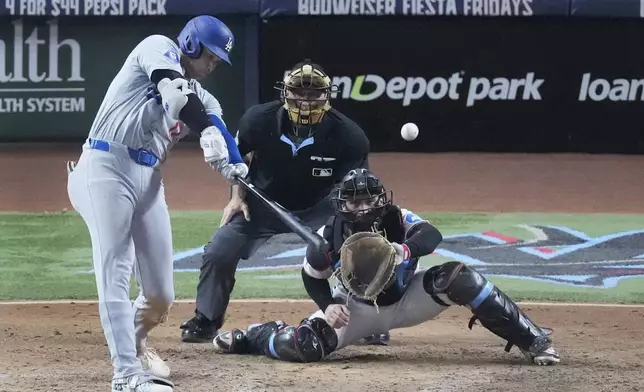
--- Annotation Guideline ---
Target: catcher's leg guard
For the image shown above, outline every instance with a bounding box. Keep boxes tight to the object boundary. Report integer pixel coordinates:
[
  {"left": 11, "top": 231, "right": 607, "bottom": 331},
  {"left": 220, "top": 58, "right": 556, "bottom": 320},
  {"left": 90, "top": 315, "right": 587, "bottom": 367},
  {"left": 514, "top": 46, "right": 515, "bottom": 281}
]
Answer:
[
  {"left": 262, "top": 318, "right": 338, "bottom": 362},
  {"left": 423, "top": 261, "right": 559, "bottom": 364},
  {"left": 214, "top": 318, "right": 338, "bottom": 363}
]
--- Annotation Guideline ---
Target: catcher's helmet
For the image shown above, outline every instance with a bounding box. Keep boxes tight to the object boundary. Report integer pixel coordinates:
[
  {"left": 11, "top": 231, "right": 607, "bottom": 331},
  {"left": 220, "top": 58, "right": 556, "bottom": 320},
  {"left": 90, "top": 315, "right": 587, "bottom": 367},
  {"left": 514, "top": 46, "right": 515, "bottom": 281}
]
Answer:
[
  {"left": 331, "top": 169, "right": 393, "bottom": 226},
  {"left": 274, "top": 60, "right": 337, "bottom": 128},
  {"left": 178, "top": 16, "right": 234, "bottom": 64}
]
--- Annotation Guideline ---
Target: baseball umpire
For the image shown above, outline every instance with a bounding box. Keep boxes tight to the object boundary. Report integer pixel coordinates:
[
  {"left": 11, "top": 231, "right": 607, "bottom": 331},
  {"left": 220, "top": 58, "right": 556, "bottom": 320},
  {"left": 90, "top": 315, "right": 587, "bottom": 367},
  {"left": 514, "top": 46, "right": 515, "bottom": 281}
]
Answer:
[
  {"left": 213, "top": 169, "right": 561, "bottom": 366},
  {"left": 179, "top": 59, "right": 372, "bottom": 343}
]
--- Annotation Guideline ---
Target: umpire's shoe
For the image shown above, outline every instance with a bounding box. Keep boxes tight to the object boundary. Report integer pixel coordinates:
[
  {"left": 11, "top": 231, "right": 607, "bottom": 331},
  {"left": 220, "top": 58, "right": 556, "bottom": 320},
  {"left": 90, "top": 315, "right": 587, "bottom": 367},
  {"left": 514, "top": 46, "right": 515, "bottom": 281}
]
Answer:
[{"left": 180, "top": 313, "right": 220, "bottom": 343}]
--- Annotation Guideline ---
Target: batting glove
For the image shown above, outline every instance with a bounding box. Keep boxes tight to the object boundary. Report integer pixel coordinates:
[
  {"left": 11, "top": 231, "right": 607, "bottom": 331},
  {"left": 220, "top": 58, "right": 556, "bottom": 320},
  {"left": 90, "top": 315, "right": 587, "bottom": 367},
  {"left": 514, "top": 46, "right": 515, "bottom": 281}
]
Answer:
[{"left": 220, "top": 162, "right": 249, "bottom": 182}]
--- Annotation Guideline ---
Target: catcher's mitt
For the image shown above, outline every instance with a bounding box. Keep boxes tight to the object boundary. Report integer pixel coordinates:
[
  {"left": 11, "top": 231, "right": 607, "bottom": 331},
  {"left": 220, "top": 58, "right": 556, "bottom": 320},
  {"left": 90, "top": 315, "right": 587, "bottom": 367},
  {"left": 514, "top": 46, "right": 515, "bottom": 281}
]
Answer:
[{"left": 338, "top": 231, "right": 397, "bottom": 306}]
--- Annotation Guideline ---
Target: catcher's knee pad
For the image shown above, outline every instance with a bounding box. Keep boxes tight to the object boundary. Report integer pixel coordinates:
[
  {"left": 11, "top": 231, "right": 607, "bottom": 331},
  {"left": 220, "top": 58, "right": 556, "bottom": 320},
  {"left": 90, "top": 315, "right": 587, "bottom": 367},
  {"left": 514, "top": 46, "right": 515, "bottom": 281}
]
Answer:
[
  {"left": 264, "top": 318, "right": 338, "bottom": 363},
  {"left": 423, "top": 261, "right": 550, "bottom": 353}
]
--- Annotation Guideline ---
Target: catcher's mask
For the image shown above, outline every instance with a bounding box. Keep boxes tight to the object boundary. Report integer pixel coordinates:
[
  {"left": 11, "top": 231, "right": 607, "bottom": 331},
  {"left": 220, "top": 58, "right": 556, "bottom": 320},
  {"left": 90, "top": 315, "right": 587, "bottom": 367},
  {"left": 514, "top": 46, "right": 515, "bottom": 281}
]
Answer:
[
  {"left": 274, "top": 60, "right": 337, "bottom": 134},
  {"left": 331, "top": 169, "right": 393, "bottom": 228}
]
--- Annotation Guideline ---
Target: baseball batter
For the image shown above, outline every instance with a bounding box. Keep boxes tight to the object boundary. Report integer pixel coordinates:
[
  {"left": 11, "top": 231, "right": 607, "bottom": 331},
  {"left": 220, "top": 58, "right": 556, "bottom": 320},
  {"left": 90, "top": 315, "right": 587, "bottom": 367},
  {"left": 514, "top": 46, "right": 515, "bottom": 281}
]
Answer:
[
  {"left": 66, "top": 16, "right": 247, "bottom": 392},
  {"left": 213, "top": 169, "right": 561, "bottom": 366}
]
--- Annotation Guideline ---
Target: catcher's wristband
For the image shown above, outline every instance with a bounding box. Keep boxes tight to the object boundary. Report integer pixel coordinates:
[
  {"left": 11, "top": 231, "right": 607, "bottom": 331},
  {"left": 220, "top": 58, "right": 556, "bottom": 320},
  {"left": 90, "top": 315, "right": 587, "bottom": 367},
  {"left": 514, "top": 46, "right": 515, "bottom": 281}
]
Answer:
[{"left": 401, "top": 243, "right": 411, "bottom": 260}]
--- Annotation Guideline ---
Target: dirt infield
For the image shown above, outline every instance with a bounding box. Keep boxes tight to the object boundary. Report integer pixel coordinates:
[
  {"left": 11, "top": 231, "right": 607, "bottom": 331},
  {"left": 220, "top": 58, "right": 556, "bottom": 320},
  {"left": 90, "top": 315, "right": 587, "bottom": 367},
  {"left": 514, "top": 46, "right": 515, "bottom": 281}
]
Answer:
[
  {"left": 1, "top": 146, "right": 644, "bottom": 391},
  {"left": 1, "top": 302, "right": 643, "bottom": 392},
  {"left": 3, "top": 145, "right": 644, "bottom": 213}
]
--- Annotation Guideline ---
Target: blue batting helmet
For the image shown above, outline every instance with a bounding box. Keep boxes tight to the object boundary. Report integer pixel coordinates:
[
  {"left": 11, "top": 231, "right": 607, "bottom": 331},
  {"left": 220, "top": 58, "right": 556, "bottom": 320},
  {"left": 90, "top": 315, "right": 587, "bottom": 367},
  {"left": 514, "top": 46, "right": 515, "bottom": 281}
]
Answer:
[{"left": 177, "top": 16, "right": 234, "bottom": 65}]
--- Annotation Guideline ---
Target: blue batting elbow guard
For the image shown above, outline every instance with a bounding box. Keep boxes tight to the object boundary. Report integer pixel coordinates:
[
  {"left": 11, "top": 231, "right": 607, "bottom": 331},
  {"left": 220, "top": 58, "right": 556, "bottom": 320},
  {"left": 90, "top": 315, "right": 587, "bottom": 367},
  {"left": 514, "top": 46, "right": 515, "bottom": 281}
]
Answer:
[{"left": 208, "top": 114, "right": 243, "bottom": 164}]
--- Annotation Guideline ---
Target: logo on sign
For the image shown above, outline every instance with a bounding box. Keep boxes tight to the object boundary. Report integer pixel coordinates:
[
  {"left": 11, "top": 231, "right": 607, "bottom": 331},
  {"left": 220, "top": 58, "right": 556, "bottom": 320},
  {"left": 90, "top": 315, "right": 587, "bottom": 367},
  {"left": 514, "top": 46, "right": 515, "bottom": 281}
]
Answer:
[
  {"left": 327, "top": 72, "right": 544, "bottom": 108},
  {"left": 0, "top": 19, "right": 85, "bottom": 114}
]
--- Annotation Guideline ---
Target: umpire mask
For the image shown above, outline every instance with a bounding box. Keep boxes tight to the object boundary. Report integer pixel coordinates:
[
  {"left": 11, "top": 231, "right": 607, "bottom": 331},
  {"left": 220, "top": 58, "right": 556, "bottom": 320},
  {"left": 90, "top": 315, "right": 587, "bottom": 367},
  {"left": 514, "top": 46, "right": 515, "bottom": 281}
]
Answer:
[{"left": 275, "top": 60, "right": 336, "bottom": 136}]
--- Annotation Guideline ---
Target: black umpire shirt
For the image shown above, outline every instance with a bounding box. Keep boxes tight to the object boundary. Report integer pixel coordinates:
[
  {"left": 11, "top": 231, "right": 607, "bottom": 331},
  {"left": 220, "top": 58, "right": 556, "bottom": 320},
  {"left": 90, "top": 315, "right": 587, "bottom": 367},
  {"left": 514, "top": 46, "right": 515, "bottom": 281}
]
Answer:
[{"left": 235, "top": 100, "right": 370, "bottom": 211}]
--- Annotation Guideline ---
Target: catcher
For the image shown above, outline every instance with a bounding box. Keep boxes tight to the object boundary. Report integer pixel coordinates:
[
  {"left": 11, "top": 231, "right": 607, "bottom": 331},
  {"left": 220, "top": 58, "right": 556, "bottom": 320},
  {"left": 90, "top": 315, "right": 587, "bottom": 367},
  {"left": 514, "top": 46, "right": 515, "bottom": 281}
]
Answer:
[{"left": 212, "top": 169, "right": 561, "bottom": 366}]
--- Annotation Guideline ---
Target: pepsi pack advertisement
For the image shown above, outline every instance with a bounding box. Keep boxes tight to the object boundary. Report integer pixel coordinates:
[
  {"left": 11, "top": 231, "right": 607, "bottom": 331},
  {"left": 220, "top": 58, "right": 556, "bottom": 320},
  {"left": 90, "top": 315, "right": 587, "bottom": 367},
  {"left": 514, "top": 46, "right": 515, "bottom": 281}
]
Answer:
[{"left": 2, "top": 0, "right": 644, "bottom": 17}]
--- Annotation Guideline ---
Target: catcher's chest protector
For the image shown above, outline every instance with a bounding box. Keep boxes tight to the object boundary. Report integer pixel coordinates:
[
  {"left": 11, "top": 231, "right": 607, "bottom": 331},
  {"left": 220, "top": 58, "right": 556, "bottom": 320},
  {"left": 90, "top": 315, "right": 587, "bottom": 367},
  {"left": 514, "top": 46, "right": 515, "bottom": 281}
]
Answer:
[{"left": 329, "top": 206, "right": 407, "bottom": 260}]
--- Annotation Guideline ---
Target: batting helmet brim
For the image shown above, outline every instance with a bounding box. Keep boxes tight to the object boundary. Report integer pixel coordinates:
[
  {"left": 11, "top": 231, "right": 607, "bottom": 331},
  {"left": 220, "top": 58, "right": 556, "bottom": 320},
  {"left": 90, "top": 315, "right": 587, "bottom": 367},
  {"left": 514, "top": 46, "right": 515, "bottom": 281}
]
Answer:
[{"left": 206, "top": 43, "right": 231, "bottom": 65}]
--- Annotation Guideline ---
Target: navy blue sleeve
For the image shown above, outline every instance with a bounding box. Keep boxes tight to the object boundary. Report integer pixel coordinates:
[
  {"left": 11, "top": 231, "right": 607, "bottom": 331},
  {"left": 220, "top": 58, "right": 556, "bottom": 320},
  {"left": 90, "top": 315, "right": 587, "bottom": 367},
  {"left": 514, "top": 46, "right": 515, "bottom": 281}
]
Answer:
[
  {"left": 334, "top": 127, "right": 370, "bottom": 182},
  {"left": 208, "top": 114, "right": 243, "bottom": 165},
  {"left": 234, "top": 108, "right": 258, "bottom": 157},
  {"left": 404, "top": 222, "right": 443, "bottom": 259},
  {"left": 301, "top": 269, "right": 336, "bottom": 312}
]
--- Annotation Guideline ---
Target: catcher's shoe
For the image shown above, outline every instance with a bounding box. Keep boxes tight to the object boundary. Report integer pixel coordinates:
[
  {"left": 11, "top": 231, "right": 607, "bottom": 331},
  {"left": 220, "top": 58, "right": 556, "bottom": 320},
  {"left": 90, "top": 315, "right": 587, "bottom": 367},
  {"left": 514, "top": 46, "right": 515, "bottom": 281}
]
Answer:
[
  {"left": 363, "top": 332, "right": 390, "bottom": 346},
  {"left": 180, "top": 314, "right": 219, "bottom": 343},
  {"left": 138, "top": 348, "right": 170, "bottom": 379},
  {"left": 213, "top": 323, "right": 264, "bottom": 354},
  {"left": 520, "top": 337, "right": 561, "bottom": 366},
  {"left": 111, "top": 373, "right": 173, "bottom": 392},
  {"left": 213, "top": 328, "right": 250, "bottom": 354},
  {"left": 214, "top": 321, "right": 286, "bottom": 355}
]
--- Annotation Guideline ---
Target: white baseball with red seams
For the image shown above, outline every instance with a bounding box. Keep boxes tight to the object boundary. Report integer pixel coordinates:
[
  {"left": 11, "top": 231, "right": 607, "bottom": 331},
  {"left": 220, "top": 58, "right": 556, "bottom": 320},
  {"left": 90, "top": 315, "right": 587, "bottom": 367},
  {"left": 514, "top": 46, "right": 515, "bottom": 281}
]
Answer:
[{"left": 401, "top": 122, "right": 419, "bottom": 141}]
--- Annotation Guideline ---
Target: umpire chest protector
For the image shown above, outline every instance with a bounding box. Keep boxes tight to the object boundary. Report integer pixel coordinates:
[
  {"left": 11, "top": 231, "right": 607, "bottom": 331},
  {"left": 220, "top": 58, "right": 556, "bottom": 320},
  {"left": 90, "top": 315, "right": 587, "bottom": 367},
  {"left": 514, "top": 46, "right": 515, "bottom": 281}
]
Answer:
[
  {"left": 246, "top": 103, "right": 359, "bottom": 211},
  {"left": 325, "top": 206, "right": 419, "bottom": 306}
]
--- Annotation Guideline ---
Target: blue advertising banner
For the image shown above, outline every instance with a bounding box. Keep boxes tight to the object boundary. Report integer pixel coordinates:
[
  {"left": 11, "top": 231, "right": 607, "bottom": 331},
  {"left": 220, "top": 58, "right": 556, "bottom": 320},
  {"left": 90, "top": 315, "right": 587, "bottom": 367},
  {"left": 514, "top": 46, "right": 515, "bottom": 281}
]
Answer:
[
  {"left": 4, "top": 0, "right": 644, "bottom": 19},
  {"left": 260, "top": 0, "right": 570, "bottom": 17},
  {"left": 1, "top": 0, "right": 259, "bottom": 16},
  {"left": 571, "top": 0, "right": 640, "bottom": 17}
]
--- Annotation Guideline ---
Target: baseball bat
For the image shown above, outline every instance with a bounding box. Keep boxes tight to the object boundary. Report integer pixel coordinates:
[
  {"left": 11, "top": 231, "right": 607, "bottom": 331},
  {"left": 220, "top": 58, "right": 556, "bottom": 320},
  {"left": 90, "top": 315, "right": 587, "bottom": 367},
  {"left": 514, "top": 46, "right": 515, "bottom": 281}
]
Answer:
[{"left": 235, "top": 177, "right": 327, "bottom": 249}]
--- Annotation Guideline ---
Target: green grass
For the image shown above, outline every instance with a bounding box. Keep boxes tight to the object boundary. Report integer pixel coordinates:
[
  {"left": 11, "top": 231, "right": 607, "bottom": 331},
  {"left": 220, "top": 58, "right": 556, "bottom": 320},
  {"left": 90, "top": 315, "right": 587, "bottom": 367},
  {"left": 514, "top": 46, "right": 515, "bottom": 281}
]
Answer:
[
  {"left": 1, "top": 211, "right": 644, "bottom": 302},
  {"left": 171, "top": 268, "right": 644, "bottom": 304}
]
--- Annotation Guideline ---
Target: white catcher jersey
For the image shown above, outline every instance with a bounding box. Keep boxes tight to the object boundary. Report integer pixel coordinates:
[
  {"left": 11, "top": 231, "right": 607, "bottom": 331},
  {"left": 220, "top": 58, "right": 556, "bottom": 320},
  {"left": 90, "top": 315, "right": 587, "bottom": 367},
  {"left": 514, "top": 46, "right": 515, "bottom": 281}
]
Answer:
[
  {"left": 303, "top": 207, "right": 428, "bottom": 280},
  {"left": 88, "top": 34, "right": 223, "bottom": 162}
]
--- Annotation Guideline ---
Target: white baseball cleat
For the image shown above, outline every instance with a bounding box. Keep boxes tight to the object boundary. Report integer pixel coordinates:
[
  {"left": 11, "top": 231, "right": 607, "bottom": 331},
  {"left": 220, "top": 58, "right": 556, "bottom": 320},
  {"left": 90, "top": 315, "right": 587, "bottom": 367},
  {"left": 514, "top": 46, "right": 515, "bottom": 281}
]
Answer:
[
  {"left": 138, "top": 349, "right": 171, "bottom": 379},
  {"left": 521, "top": 344, "right": 561, "bottom": 366},
  {"left": 112, "top": 374, "right": 173, "bottom": 392}
]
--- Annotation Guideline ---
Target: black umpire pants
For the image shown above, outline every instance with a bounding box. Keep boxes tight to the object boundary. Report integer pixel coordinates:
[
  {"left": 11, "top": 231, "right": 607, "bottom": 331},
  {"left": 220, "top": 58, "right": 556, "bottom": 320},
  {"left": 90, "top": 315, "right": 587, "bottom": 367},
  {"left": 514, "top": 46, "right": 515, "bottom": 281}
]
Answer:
[{"left": 195, "top": 192, "right": 333, "bottom": 327}]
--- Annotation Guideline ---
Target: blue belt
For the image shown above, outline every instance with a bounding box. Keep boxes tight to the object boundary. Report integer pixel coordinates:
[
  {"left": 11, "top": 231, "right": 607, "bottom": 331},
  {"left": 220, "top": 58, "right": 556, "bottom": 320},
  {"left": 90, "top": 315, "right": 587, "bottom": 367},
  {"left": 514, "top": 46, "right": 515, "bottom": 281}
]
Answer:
[{"left": 88, "top": 138, "right": 158, "bottom": 167}]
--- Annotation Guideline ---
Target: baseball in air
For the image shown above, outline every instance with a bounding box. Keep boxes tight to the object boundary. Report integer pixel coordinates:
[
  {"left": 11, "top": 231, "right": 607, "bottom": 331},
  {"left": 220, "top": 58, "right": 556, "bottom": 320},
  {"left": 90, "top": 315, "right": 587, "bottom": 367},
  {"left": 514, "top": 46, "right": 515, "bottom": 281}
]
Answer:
[{"left": 401, "top": 122, "right": 419, "bottom": 141}]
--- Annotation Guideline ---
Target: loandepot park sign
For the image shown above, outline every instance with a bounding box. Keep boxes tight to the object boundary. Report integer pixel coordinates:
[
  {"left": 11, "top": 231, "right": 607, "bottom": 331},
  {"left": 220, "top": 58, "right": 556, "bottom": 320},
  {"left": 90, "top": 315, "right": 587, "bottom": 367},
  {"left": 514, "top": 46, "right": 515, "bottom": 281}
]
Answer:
[{"left": 173, "top": 225, "right": 644, "bottom": 288}]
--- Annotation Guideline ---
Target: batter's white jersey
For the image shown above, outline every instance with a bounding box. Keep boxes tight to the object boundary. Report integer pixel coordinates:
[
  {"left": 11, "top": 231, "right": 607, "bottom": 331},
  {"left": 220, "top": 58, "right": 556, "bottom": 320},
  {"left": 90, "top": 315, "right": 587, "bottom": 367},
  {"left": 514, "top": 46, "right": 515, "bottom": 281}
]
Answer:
[{"left": 88, "top": 34, "right": 223, "bottom": 162}]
